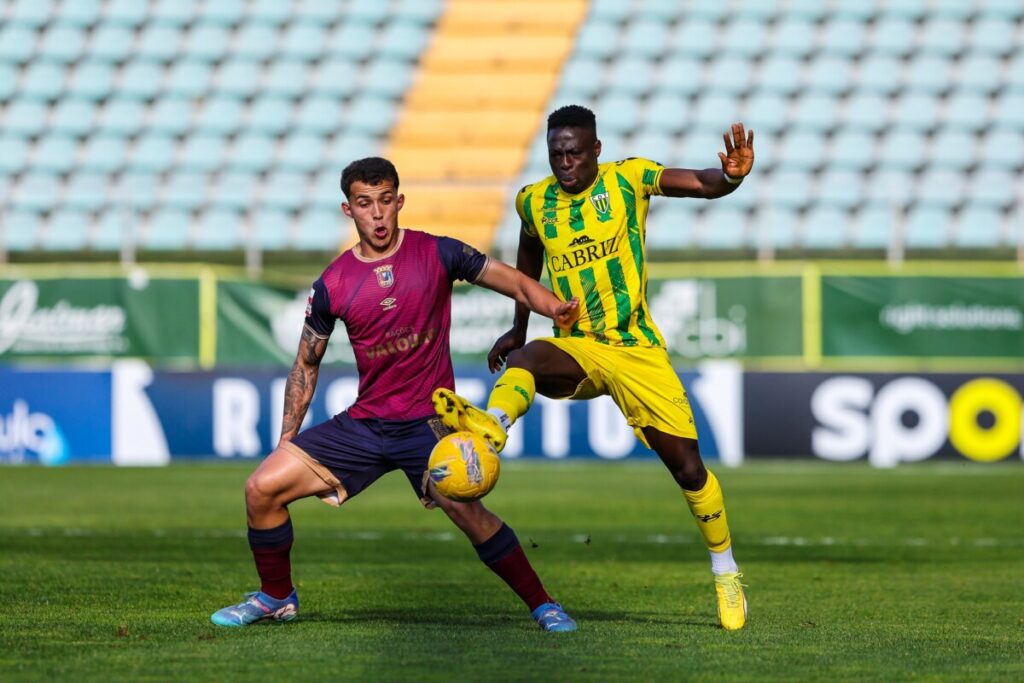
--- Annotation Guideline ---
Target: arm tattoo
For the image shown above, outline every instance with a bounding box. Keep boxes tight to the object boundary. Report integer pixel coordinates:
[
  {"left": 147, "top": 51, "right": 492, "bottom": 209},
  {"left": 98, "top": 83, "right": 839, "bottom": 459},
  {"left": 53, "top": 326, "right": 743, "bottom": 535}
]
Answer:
[{"left": 280, "top": 326, "right": 329, "bottom": 443}]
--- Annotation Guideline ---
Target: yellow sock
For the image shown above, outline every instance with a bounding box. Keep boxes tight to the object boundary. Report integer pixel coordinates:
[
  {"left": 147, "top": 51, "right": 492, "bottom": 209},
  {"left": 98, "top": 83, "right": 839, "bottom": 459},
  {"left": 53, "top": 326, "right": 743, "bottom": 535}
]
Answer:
[
  {"left": 682, "top": 469, "right": 732, "bottom": 553},
  {"left": 486, "top": 367, "right": 535, "bottom": 425}
]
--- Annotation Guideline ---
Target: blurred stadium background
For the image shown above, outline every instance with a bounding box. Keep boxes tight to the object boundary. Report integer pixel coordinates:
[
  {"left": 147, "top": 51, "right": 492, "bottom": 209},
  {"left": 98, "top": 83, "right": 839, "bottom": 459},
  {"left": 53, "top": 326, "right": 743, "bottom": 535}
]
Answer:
[{"left": 1, "top": 0, "right": 1022, "bottom": 467}]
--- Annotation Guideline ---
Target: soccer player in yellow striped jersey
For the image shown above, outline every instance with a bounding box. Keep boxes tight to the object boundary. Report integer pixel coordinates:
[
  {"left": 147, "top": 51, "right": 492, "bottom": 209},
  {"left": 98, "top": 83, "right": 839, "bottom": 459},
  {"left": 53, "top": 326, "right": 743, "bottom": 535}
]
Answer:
[{"left": 433, "top": 104, "right": 755, "bottom": 630}]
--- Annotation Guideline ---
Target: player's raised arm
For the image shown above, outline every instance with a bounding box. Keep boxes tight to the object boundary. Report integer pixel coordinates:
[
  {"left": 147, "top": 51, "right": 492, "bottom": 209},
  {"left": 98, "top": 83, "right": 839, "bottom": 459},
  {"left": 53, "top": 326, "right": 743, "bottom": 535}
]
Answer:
[
  {"left": 659, "top": 123, "right": 755, "bottom": 199},
  {"left": 279, "top": 324, "right": 329, "bottom": 446},
  {"left": 476, "top": 257, "right": 579, "bottom": 331}
]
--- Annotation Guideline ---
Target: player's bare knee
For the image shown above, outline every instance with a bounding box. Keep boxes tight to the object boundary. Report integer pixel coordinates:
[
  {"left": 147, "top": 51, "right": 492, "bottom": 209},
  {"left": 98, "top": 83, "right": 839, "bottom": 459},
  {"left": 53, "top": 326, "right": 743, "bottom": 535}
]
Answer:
[
  {"left": 672, "top": 458, "right": 707, "bottom": 491},
  {"left": 244, "top": 472, "right": 278, "bottom": 511}
]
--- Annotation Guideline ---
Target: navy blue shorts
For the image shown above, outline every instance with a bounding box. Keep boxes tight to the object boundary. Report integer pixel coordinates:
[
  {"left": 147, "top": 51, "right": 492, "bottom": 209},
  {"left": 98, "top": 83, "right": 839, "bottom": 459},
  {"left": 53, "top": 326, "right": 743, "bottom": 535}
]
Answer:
[{"left": 286, "top": 411, "right": 451, "bottom": 503}]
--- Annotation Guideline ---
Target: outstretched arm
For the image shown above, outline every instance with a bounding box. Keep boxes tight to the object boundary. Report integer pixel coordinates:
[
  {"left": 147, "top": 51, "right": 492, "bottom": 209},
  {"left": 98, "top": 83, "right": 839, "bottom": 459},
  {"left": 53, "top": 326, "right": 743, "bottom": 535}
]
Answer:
[
  {"left": 484, "top": 230, "right": 549, "bottom": 372},
  {"left": 279, "top": 325, "right": 330, "bottom": 446},
  {"left": 477, "top": 258, "right": 578, "bottom": 330},
  {"left": 659, "top": 123, "right": 755, "bottom": 199}
]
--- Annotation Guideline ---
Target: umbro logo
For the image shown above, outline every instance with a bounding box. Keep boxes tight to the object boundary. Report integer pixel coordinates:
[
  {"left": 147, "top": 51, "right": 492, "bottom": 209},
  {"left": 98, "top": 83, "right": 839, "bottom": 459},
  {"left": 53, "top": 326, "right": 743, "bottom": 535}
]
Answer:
[
  {"left": 379, "top": 297, "right": 397, "bottom": 311},
  {"left": 568, "top": 235, "right": 594, "bottom": 247}
]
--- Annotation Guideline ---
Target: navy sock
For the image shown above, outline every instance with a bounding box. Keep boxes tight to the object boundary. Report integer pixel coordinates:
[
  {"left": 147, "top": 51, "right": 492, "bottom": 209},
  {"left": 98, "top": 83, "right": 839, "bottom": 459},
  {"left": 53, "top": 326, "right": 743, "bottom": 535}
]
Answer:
[{"left": 248, "top": 518, "right": 294, "bottom": 600}]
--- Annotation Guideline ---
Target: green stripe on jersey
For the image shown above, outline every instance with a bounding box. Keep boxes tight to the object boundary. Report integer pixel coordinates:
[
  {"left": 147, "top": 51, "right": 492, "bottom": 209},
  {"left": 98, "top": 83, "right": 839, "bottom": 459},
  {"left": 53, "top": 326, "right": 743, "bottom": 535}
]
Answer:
[
  {"left": 579, "top": 267, "right": 608, "bottom": 344},
  {"left": 542, "top": 182, "right": 559, "bottom": 239},
  {"left": 556, "top": 276, "right": 585, "bottom": 338},
  {"left": 569, "top": 197, "right": 585, "bottom": 232},
  {"left": 615, "top": 172, "right": 661, "bottom": 346},
  {"left": 605, "top": 257, "right": 638, "bottom": 345}
]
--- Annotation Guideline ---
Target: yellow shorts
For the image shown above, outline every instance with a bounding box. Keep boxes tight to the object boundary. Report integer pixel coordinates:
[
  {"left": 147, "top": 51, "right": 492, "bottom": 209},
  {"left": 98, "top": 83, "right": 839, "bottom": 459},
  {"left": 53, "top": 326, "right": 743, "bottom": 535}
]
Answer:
[{"left": 538, "top": 337, "right": 698, "bottom": 447}]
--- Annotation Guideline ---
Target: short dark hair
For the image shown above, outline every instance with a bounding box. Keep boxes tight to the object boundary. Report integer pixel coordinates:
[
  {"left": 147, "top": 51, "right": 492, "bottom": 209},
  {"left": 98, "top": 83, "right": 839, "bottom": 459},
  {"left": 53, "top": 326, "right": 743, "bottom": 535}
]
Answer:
[
  {"left": 547, "top": 104, "right": 597, "bottom": 133},
  {"left": 340, "top": 157, "right": 400, "bottom": 198}
]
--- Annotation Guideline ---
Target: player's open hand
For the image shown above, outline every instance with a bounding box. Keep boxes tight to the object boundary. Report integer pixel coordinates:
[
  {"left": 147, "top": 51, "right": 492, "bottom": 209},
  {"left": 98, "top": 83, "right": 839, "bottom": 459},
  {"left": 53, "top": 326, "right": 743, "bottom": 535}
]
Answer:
[
  {"left": 553, "top": 297, "right": 580, "bottom": 332},
  {"left": 718, "top": 123, "right": 754, "bottom": 179}
]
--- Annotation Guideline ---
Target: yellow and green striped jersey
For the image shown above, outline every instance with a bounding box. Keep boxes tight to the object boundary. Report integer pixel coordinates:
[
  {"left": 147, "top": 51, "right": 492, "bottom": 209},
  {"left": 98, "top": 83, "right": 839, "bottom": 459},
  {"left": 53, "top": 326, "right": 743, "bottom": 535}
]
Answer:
[{"left": 516, "top": 157, "right": 667, "bottom": 347}]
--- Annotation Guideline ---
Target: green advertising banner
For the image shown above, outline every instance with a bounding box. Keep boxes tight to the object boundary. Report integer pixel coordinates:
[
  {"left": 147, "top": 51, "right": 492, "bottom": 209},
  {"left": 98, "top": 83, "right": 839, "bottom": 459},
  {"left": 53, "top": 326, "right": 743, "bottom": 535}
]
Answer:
[
  {"left": 822, "top": 275, "right": 1024, "bottom": 359},
  {"left": 0, "top": 276, "right": 199, "bottom": 361}
]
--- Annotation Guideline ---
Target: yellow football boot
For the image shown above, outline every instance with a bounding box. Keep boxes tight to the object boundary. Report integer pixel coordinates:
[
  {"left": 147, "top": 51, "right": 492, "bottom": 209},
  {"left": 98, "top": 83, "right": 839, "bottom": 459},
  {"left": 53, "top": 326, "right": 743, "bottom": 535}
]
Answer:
[
  {"left": 714, "top": 572, "right": 747, "bottom": 631},
  {"left": 431, "top": 388, "right": 507, "bottom": 453}
]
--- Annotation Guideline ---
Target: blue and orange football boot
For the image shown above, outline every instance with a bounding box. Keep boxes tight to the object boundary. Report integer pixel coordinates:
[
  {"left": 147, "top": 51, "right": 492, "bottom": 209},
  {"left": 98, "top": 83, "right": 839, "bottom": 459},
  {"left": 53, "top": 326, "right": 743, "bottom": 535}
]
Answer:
[
  {"left": 210, "top": 589, "right": 299, "bottom": 627},
  {"left": 531, "top": 602, "right": 578, "bottom": 632}
]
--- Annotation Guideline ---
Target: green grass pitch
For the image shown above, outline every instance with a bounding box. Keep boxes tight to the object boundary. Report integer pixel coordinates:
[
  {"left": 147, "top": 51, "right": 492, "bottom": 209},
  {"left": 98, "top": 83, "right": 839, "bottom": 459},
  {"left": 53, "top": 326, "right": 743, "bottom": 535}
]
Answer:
[{"left": 1, "top": 461, "right": 1021, "bottom": 682}]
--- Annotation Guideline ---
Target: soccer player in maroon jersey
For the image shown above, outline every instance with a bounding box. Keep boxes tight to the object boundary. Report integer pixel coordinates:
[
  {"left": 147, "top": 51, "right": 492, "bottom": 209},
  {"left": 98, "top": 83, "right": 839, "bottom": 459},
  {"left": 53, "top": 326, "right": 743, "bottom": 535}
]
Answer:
[{"left": 211, "top": 157, "right": 580, "bottom": 631}]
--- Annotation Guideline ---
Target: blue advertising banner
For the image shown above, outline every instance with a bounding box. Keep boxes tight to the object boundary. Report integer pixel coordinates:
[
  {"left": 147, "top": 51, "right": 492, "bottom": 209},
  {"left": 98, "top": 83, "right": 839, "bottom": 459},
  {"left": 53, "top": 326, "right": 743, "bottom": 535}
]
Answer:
[
  {"left": 136, "top": 363, "right": 740, "bottom": 463},
  {"left": 0, "top": 368, "right": 112, "bottom": 464}
]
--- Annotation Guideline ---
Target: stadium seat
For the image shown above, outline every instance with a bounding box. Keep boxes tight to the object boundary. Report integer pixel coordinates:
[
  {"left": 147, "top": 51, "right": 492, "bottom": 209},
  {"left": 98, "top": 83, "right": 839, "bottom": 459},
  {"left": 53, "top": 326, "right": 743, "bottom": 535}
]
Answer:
[
  {"left": 967, "top": 18, "right": 1016, "bottom": 56},
  {"left": 719, "top": 20, "right": 767, "bottom": 58},
  {"left": 33, "top": 136, "right": 78, "bottom": 174},
  {"left": 0, "top": 65, "right": 16, "bottom": 102},
  {"left": 692, "top": 94, "right": 741, "bottom": 133},
  {"left": 248, "top": 0, "right": 293, "bottom": 25},
  {"left": 856, "top": 56, "right": 903, "bottom": 95},
  {"left": 967, "top": 170, "right": 1016, "bottom": 209},
  {"left": 44, "top": 209, "right": 91, "bottom": 251},
  {"left": 279, "top": 135, "right": 326, "bottom": 172},
  {"left": 260, "top": 171, "right": 308, "bottom": 211},
  {"left": 954, "top": 207, "right": 1005, "bottom": 247},
  {"left": 80, "top": 135, "right": 128, "bottom": 172},
  {"left": 956, "top": 55, "right": 1004, "bottom": 95},
  {"left": 264, "top": 61, "right": 312, "bottom": 99},
  {"left": 3, "top": 100, "right": 49, "bottom": 136},
  {"left": 118, "top": 62, "right": 165, "bottom": 99},
  {"left": 979, "top": 128, "right": 1024, "bottom": 170},
  {"left": 97, "top": 99, "right": 146, "bottom": 136},
  {"left": 347, "top": 98, "right": 398, "bottom": 137},
  {"left": 757, "top": 56, "right": 803, "bottom": 96},
  {"left": 112, "top": 175, "right": 161, "bottom": 210},
  {"left": 0, "top": 25, "right": 37, "bottom": 65},
  {"left": 130, "top": 135, "right": 177, "bottom": 173},
  {"left": 876, "top": 131, "right": 927, "bottom": 171},
  {"left": 142, "top": 208, "right": 191, "bottom": 250},
  {"left": 670, "top": 20, "right": 717, "bottom": 59},
  {"left": 817, "top": 18, "right": 866, "bottom": 56},
  {"left": 194, "top": 97, "right": 244, "bottom": 135},
  {"left": 1, "top": 210, "right": 41, "bottom": 251},
  {"left": 8, "top": 0, "right": 53, "bottom": 28},
  {"left": 230, "top": 134, "right": 277, "bottom": 173},
  {"left": 208, "top": 172, "right": 257, "bottom": 210},
  {"left": 696, "top": 206, "right": 747, "bottom": 249},
  {"left": 775, "top": 132, "right": 826, "bottom": 171},
  {"left": 151, "top": 0, "right": 197, "bottom": 25},
  {"left": 790, "top": 94, "right": 839, "bottom": 132},
  {"left": 360, "top": 59, "right": 415, "bottom": 99},
  {"left": 643, "top": 93, "right": 690, "bottom": 134},
  {"left": 801, "top": 206, "right": 849, "bottom": 249},
  {"left": 828, "top": 130, "right": 876, "bottom": 172},
  {"left": 177, "top": 136, "right": 227, "bottom": 172},
  {"left": 903, "top": 56, "right": 953, "bottom": 94},
  {"left": 160, "top": 173, "right": 208, "bottom": 210},
  {"left": 165, "top": 61, "right": 213, "bottom": 98},
  {"left": 943, "top": 93, "right": 990, "bottom": 133},
  {"left": 704, "top": 57, "right": 754, "bottom": 95},
  {"left": 575, "top": 20, "right": 619, "bottom": 60},
  {"left": 377, "top": 22, "right": 431, "bottom": 61},
  {"left": 621, "top": 20, "right": 669, "bottom": 58},
  {"left": 59, "top": 0, "right": 102, "bottom": 27},
  {"left": 764, "top": 171, "right": 813, "bottom": 210},
  {"left": 991, "top": 90, "right": 1024, "bottom": 129},
  {"left": 250, "top": 208, "right": 293, "bottom": 250},
  {"left": 104, "top": 0, "right": 149, "bottom": 27},
  {"left": 654, "top": 56, "right": 705, "bottom": 97},
  {"left": 214, "top": 61, "right": 262, "bottom": 98},
  {"left": 247, "top": 98, "right": 293, "bottom": 136},
  {"left": 135, "top": 24, "right": 183, "bottom": 62},
  {"left": 92, "top": 210, "right": 131, "bottom": 251},
  {"left": 234, "top": 24, "right": 279, "bottom": 61},
  {"left": 928, "top": 130, "right": 976, "bottom": 171},
  {"left": 184, "top": 25, "right": 231, "bottom": 62},
  {"left": 148, "top": 98, "right": 194, "bottom": 136},
  {"left": 756, "top": 206, "right": 799, "bottom": 251},
  {"left": 769, "top": 19, "right": 815, "bottom": 58},
  {"left": 281, "top": 23, "right": 326, "bottom": 62},
  {"left": 192, "top": 209, "right": 243, "bottom": 250},
  {"left": 917, "top": 18, "right": 965, "bottom": 56},
  {"left": 39, "top": 24, "right": 85, "bottom": 63},
  {"left": 804, "top": 57, "right": 853, "bottom": 95},
  {"left": 63, "top": 174, "right": 108, "bottom": 211},
  {"left": 20, "top": 62, "right": 66, "bottom": 101},
  {"left": 842, "top": 93, "right": 888, "bottom": 133},
  {"left": 294, "top": 210, "right": 344, "bottom": 250},
  {"left": 816, "top": 170, "right": 864, "bottom": 209},
  {"left": 87, "top": 25, "right": 134, "bottom": 63},
  {"left": 0, "top": 137, "right": 30, "bottom": 175},
  {"left": 904, "top": 206, "right": 953, "bottom": 248},
  {"left": 327, "top": 22, "right": 376, "bottom": 61},
  {"left": 646, "top": 203, "right": 696, "bottom": 250},
  {"left": 743, "top": 92, "right": 789, "bottom": 135},
  {"left": 67, "top": 61, "right": 115, "bottom": 101},
  {"left": 850, "top": 204, "right": 897, "bottom": 249},
  {"left": 915, "top": 170, "right": 966, "bottom": 208},
  {"left": 890, "top": 93, "right": 940, "bottom": 131}
]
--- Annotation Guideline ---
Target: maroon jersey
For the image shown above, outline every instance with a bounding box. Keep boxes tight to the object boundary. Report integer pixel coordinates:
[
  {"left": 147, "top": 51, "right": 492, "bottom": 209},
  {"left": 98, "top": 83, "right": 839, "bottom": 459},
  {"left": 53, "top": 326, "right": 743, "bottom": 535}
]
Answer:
[{"left": 305, "top": 229, "right": 489, "bottom": 420}]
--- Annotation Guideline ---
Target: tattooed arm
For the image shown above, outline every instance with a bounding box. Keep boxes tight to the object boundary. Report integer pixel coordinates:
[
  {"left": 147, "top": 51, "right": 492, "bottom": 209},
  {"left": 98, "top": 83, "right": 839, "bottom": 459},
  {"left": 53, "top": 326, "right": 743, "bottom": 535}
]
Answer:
[{"left": 278, "top": 324, "right": 330, "bottom": 446}]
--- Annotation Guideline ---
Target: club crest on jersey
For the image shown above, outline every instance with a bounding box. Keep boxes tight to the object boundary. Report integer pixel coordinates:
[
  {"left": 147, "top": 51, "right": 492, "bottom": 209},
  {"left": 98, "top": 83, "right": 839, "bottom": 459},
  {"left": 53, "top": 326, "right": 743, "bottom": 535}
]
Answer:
[
  {"left": 379, "top": 297, "right": 397, "bottom": 311},
  {"left": 373, "top": 264, "right": 395, "bottom": 288},
  {"left": 589, "top": 191, "right": 611, "bottom": 215}
]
